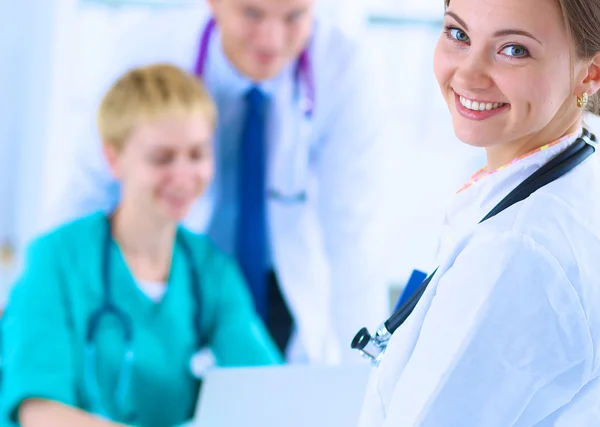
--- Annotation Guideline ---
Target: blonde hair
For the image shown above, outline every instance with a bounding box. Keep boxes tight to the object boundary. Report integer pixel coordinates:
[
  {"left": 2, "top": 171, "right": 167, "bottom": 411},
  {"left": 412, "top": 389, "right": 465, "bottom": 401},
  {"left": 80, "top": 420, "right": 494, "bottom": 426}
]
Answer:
[{"left": 97, "top": 63, "right": 217, "bottom": 149}]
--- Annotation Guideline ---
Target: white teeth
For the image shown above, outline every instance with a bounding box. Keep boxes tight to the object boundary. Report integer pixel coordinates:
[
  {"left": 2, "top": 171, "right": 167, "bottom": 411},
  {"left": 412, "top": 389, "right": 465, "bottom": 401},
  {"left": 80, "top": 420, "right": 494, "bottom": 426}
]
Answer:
[{"left": 459, "top": 95, "right": 505, "bottom": 111}]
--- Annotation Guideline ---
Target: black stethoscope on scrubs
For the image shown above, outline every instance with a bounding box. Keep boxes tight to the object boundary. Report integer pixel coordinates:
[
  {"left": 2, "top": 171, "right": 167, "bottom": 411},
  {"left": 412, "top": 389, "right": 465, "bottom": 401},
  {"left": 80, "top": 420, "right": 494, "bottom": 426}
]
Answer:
[
  {"left": 352, "top": 129, "right": 598, "bottom": 366},
  {"left": 83, "top": 218, "right": 207, "bottom": 422}
]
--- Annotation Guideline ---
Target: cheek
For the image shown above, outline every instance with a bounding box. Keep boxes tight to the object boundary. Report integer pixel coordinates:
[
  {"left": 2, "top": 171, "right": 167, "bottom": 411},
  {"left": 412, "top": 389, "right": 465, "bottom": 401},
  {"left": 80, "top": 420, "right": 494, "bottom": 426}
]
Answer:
[
  {"left": 287, "top": 23, "right": 310, "bottom": 52},
  {"left": 226, "top": 19, "right": 252, "bottom": 49},
  {"left": 150, "top": 174, "right": 171, "bottom": 195},
  {"left": 141, "top": 165, "right": 170, "bottom": 186},
  {"left": 198, "top": 160, "right": 215, "bottom": 183},
  {"left": 498, "top": 70, "right": 564, "bottom": 115},
  {"left": 543, "top": 69, "right": 574, "bottom": 109},
  {"left": 123, "top": 165, "right": 155, "bottom": 188},
  {"left": 433, "top": 42, "right": 453, "bottom": 87},
  {"left": 240, "top": 21, "right": 256, "bottom": 42}
]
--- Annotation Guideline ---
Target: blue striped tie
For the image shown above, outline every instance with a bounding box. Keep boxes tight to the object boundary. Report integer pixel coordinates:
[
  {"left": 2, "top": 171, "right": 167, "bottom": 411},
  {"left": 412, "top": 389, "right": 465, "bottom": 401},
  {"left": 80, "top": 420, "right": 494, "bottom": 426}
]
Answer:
[{"left": 237, "top": 86, "right": 269, "bottom": 320}]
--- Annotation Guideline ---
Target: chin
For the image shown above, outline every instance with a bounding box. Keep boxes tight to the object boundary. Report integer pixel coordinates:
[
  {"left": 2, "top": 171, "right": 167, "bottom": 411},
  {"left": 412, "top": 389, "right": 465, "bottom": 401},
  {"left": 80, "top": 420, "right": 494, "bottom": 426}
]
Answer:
[
  {"left": 453, "top": 126, "right": 488, "bottom": 148},
  {"left": 245, "top": 60, "right": 285, "bottom": 82},
  {"left": 451, "top": 116, "right": 498, "bottom": 149},
  {"left": 168, "top": 209, "right": 191, "bottom": 222},
  {"left": 247, "top": 68, "right": 277, "bottom": 82},
  {"left": 158, "top": 204, "right": 193, "bottom": 223}
]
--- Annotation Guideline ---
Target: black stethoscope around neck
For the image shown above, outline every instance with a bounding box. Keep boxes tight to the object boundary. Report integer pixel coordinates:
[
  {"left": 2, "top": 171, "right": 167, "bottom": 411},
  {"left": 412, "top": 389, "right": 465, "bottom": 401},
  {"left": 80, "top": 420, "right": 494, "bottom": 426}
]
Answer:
[
  {"left": 352, "top": 129, "right": 598, "bottom": 366},
  {"left": 83, "top": 216, "right": 206, "bottom": 422}
]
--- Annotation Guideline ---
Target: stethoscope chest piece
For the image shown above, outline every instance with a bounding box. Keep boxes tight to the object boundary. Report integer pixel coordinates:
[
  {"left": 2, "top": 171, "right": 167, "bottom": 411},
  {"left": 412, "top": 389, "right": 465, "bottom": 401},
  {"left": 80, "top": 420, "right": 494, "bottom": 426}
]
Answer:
[{"left": 190, "top": 347, "right": 217, "bottom": 379}]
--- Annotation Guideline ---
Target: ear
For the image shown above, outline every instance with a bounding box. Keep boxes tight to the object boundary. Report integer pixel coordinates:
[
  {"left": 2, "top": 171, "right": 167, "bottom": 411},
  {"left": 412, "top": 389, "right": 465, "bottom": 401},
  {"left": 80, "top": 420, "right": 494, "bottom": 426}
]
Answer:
[
  {"left": 579, "top": 52, "right": 600, "bottom": 97},
  {"left": 102, "top": 142, "right": 123, "bottom": 179}
]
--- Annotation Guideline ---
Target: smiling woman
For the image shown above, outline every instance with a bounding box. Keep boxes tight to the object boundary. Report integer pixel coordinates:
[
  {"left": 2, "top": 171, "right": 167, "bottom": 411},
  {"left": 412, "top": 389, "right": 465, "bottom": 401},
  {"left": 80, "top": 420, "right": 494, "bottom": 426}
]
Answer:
[
  {"left": 434, "top": 0, "right": 600, "bottom": 168},
  {"left": 1, "top": 64, "right": 282, "bottom": 427},
  {"left": 98, "top": 64, "right": 217, "bottom": 224},
  {"left": 357, "top": 0, "right": 600, "bottom": 426}
]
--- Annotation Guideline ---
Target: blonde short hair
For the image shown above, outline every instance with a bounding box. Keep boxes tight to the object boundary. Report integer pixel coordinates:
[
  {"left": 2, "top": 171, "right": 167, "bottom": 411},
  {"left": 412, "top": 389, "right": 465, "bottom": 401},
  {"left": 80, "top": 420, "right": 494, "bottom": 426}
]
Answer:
[{"left": 97, "top": 63, "right": 217, "bottom": 149}]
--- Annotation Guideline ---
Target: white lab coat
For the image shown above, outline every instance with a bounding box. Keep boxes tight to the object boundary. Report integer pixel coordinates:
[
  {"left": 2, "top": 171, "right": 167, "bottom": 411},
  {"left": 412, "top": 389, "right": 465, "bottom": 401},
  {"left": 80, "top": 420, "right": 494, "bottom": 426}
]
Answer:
[
  {"left": 51, "top": 3, "right": 392, "bottom": 364},
  {"left": 358, "top": 131, "right": 600, "bottom": 426}
]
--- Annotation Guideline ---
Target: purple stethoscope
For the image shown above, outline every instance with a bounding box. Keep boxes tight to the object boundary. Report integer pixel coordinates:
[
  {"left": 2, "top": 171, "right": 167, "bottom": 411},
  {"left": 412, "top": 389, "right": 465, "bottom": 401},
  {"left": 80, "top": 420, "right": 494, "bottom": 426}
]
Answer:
[{"left": 193, "top": 18, "right": 315, "bottom": 118}]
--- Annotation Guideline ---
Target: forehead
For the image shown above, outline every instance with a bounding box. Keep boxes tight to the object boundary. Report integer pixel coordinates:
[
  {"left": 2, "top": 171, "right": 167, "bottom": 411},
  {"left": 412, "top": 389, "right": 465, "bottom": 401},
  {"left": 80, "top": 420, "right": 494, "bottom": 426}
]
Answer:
[
  {"left": 446, "top": 0, "right": 565, "bottom": 40},
  {"left": 230, "top": 0, "right": 316, "bottom": 13},
  {"left": 128, "top": 115, "right": 213, "bottom": 148}
]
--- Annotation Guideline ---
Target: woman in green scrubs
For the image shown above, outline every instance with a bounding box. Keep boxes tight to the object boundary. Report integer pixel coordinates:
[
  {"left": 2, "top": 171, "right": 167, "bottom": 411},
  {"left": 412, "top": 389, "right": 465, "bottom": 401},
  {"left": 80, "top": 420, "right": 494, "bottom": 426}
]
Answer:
[{"left": 1, "top": 64, "right": 282, "bottom": 427}]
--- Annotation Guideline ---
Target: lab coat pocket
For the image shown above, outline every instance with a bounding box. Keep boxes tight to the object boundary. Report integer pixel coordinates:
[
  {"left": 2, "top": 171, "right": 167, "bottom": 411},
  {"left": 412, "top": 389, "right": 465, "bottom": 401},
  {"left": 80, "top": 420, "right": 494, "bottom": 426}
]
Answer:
[
  {"left": 267, "top": 114, "right": 312, "bottom": 205},
  {"left": 267, "top": 187, "right": 308, "bottom": 205}
]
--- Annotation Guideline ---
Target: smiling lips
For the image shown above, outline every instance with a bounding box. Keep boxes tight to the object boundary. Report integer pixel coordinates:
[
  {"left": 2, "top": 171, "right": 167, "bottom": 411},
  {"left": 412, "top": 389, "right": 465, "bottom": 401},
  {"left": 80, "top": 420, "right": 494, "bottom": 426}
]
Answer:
[
  {"left": 454, "top": 92, "right": 510, "bottom": 120},
  {"left": 162, "top": 193, "right": 192, "bottom": 209},
  {"left": 459, "top": 95, "right": 506, "bottom": 111}
]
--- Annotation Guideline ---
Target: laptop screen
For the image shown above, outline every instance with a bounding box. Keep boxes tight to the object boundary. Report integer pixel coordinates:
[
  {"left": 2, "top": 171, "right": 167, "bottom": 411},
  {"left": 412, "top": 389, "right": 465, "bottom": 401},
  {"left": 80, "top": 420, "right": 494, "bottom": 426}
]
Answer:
[{"left": 193, "top": 364, "right": 372, "bottom": 427}]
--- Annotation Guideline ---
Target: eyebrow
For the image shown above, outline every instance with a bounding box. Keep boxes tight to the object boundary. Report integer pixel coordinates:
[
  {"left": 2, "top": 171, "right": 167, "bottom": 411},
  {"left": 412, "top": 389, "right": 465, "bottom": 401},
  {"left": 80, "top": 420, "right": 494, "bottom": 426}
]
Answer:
[
  {"left": 444, "top": 11, "right": 543, "bottom": 45},
  {"left": 286, "top": 7, "right": 308, "bottom": 18}
]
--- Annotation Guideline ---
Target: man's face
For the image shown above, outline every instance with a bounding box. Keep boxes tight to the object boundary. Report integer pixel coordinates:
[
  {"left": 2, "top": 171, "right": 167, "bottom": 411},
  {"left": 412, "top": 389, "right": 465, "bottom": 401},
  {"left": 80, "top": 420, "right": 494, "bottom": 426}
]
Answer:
[{"left": 209, "top": 0, "right": 316, "bottom": 81}]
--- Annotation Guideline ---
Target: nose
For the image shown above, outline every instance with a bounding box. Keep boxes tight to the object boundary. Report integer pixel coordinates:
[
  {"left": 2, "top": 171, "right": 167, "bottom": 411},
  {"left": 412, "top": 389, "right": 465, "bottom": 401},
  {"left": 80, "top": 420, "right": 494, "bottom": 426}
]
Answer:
[
  {"left": 255, "top": 18, "right": 285, "bottom": 51},
  {"left": 453, "top": 49, "right": 493, "bottom": 91},
  {"left": 169, "top": 158, "right": 202, "bottom": 187}
]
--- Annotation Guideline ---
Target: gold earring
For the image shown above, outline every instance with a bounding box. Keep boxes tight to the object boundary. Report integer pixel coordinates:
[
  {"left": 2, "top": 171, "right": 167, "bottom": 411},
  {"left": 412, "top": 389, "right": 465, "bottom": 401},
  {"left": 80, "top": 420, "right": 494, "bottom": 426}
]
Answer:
[{"left": 577, "top": 92, "right": 589, "bottom": 109}]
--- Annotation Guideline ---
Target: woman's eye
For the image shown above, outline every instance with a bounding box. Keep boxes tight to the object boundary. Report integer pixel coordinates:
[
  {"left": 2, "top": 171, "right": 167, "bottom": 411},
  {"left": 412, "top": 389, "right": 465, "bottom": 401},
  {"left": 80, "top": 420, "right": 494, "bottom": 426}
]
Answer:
[
  {"left": 150, "top": 153, "right": 173, "bottom": 165},
  {"left": 450, "top": 27, "right": 469, "bottom": 42},
  {"left": 501, "top": 44, "right": 529, "bottom": 58},
  {"left": 153, "top": 158, "right": 170, "bottom": 165},
  {"left": 190, "top": 150, "right": 204, "bottom": 161}
]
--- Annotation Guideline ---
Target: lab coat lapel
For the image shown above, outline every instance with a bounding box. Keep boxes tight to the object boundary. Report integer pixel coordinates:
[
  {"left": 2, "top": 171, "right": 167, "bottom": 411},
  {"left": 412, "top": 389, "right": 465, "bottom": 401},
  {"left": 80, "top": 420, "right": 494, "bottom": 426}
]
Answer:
[
  {"left": 265, "top": 62, "right": 338, "bottom": 363},
  {"left": 266, "top": 68, "right": 312, "bottom": 200}
]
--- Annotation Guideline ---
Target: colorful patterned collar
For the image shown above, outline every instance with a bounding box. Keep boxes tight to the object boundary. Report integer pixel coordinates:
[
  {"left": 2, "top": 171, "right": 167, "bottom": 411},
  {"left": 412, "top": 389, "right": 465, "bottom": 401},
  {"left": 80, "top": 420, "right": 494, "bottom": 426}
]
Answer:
[{"left": 456, "top": 130, "right": 581, "bottom": 195}]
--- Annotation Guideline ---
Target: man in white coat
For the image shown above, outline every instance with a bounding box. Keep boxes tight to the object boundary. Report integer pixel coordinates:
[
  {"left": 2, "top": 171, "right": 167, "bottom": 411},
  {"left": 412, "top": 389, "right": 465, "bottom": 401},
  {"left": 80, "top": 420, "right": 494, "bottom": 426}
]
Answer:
[{"left": 52, "top": 0, "right": 392, "bottom": 364}]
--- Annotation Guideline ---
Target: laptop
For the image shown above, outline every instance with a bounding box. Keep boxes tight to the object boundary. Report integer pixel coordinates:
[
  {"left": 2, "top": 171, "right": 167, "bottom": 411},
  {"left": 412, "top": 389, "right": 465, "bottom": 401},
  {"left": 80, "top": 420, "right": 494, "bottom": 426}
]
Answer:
[{"left": 192, "top": 364, "right": 372, "bottom": 427}]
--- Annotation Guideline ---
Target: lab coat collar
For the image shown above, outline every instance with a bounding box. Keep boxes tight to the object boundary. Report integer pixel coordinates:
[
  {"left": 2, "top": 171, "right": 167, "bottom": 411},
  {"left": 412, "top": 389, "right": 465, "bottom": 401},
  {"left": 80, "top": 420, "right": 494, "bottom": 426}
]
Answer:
[
  {"left": 438, "top": 130, "right": 582, "bottom": 261},
  {"left": 205, "top": 26, "right": 296, "bottom": 101}
]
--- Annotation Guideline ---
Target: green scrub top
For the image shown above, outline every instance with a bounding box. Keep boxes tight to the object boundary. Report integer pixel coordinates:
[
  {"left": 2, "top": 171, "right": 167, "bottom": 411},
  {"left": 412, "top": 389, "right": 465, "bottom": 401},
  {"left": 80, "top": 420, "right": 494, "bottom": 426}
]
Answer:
[{"left": 1, "top": 212, "right": 283, "bottom": 427}]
